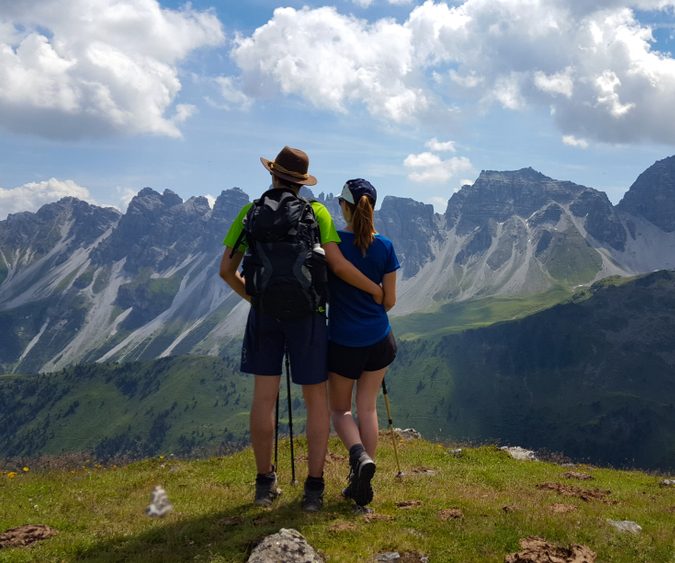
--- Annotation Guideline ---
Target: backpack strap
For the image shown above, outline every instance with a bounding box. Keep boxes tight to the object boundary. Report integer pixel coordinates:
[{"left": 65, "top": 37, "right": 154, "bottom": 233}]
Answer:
[{"left": 228, "top": 202, "right": 257, "bottom": 259}]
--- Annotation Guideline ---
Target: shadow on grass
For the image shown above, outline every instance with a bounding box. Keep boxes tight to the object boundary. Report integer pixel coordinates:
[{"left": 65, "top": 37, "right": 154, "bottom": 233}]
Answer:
[{"left": 73, "top": 495, "right": 354, "bottom": 562}]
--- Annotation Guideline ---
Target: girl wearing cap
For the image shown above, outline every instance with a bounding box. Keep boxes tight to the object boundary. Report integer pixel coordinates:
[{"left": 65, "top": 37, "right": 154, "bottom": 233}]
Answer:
[{"left": 327, "top": 178, "right": 400, "bottom": 507}]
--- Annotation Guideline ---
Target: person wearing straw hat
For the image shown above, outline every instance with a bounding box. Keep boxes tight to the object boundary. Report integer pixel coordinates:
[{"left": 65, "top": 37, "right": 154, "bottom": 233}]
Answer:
[{"left": 219, "top": 146, "right": 384, "bottom": 512}]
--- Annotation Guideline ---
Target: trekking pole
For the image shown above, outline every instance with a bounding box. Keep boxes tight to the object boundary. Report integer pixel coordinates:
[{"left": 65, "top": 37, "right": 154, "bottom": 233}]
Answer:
[
  {"left": 285, "top": 350, "right": 297, "bottom": 485},
  {"left": 274, "top": 391, "right": 279, "bottom": 472},
  {"left": 382, "top": 379, "right": 403, "bottom": 478}
]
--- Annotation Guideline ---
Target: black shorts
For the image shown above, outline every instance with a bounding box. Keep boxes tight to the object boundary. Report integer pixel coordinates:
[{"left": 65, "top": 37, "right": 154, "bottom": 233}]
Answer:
[
  {"left": 241, "top": 307, "right": 327, "bottom": 385},
  {"left": 327, "top": 331, "right": 397, "bottom": 380}
]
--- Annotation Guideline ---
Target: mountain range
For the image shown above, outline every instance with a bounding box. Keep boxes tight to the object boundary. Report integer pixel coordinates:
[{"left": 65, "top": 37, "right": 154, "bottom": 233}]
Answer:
[
  {"left": 2, "top": 156, "right": 675, "bottom": 373},
  {"left": 2, "top": 270, "right": 673, "bottom": 470}
]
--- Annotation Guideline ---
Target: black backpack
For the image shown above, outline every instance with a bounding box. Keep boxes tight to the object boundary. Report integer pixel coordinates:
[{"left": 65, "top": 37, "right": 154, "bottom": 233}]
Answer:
[{"left": 231, "top": 187, "right": 327, "bottom": 319}]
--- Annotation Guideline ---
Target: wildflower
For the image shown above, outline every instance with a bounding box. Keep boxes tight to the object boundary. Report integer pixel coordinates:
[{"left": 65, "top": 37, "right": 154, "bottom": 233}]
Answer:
[
  {"left": 7, "top": 472, "right": 17, "bottom": 479},
  {"left": 22, "top": 466, "right": 30, "bottom": 473}
]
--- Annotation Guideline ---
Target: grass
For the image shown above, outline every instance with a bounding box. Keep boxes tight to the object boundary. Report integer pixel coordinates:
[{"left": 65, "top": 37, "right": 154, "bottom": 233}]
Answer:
[
  {"left": 392, "top": 288, "right": 570, "bottom": 340},
  {"left": 1, "top": 437, "right": 673, "bottom": 562}
]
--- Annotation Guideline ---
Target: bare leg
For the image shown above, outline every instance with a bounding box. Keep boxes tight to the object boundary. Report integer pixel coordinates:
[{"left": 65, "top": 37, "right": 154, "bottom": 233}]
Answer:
[
  {"left": 329, "top": 372, "right": 360, "bottom": 449},
  {"left": 250, "top": 375, "right": 281, "bottom": 474},
  {"left": 355, "top": 368, "right": 387, "bottom": 459},
  {"left": 302, "top": 382, "right": 330, "bottom": 478}
]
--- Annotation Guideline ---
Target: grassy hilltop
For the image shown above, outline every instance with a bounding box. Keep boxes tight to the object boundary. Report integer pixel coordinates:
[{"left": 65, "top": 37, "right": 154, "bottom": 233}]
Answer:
[{"left": 1, "top": 437, "right": 673, "bottom": 562}]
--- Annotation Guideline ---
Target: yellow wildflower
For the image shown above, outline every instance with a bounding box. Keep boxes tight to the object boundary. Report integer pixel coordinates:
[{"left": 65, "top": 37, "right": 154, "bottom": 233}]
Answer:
[
  {"left": 22, "top": 466, "right": 30, "bottom": 473},
  {"left": 7, "top": 472, "right": 17, "bottom": 479}
]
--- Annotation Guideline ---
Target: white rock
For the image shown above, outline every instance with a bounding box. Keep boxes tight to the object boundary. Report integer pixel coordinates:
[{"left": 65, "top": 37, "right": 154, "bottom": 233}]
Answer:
[
  {"left": 146, "top": 485, "right": 173, "bottom": 517},
  {"left": 395, "top": 428, "right": 422, "bottom": 440},
  {"left": 248, "top": 528, "right": 324, "bottom": 563},
  {"left": 375, "top": 553, "right": 401, "bottom": 562},
  {"left": 500, "top": 446, "right": 538, "bottom": 461},
  {"left": 607, "top": 519, "right": 642, "bottom": 534}
]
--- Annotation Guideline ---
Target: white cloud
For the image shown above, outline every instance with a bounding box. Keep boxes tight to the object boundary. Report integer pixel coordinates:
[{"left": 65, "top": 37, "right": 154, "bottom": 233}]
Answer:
[
  {"left": 231, "top": 6, "right": 431, "bottom": 124},
  {"left": 562, "top": 135, "right": 590, "bottom": 148},
  {"left": 0, "top": 0, "right": 224, "bottom": 139},
  {"left": 404, "top": 151, "right": 473, "bottom": 183},
  {"left": 425, "top": 137, "right": 456, "bottom": 152},
  {"left": 534, "top": 68, "right": 574, "bottom": 97},
  {"left": 0, "top": 179, "right": 95, "bottom": 219},
  {"left": 352, "top": 0, "right": 374, "bottom": 7},
  {"left": 214, "top": 76, "right": 253, "bottom": 111},
  {"left": 225, "top": 1, "right": 675, "bottom": 144}
]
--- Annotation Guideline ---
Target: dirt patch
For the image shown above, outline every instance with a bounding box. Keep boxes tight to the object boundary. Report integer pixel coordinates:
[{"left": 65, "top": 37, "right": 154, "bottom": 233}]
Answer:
[
  {"left": 438, "top": 508, "right": 464, "bottom": 520},
  {"left": 410, "top": 467, "right": 436, "bottom": 476},
  {"left": 505, "top": 536, "right": 596, "bottom": 563},
  {"left": 326, "top": 451, "right": 347, "bottom": 463},
  {"left": 536, "top": 482, "right": 614, "bottom": 503},
  {"left": 396, "top": 500, "right": 422, "bottom": 509},
  {"left": 550, "top": 503, "right": 577, "bottom": 514},
  {"left": 363, "top": 513, "right": 394, "bottom": 523},
  {"left": 502, "top": 505, "right": 517, "bottom": 513},
  {"left": 562, "top": 472, "right": 593, "bottom": 481},
  {"left": 397, "top": 551, "right": 428, "bottom": 562},
  {"left": 0, "top": 525, "right": 58, "bottom": 549},
  {"left": 328, "top": 521, "right": 357, "bottom": 533}
]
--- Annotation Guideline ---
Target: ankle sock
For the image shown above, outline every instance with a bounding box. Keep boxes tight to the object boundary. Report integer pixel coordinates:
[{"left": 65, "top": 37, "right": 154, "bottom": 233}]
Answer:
[
  {"left": 305, "top": 476, "right": 325, "bottom": 491},
  {"left": 349, "top": 443, "right": 366, "bottom": 465},
  {"left": 256, "top": 466, "right": 276, "bottom": 481}
]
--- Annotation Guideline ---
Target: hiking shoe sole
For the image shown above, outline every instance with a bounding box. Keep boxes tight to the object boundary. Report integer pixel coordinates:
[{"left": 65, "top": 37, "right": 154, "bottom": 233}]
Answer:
[
  {"left": 301, "top": 490, "right": 324, "bottom": 513},
  {"left": 254, "top": 489, "right": 280, "bottom": 506},
  {"left": 353, "top": 459, "right": 376, "bottom": 506}
]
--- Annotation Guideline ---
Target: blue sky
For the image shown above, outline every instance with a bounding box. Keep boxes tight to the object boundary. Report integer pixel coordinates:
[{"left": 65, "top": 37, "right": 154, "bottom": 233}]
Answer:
[{"left": 1, "top": 0, "right": 675, "bottom": 217}]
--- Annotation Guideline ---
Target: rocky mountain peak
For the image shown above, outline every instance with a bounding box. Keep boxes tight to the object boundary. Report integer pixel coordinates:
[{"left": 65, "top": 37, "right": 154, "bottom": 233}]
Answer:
[
  {"left": 377, "top": 196, "right": 442, "bottom": 278},
  {"left": 211, "top": 188, "right": 250, "bottom": 226},
  {"left": 0, "top": 197, "right": 120, "bottom": 260},
  {"left": 446, "top": 168, "right": 590, "bottom": 234},
  {"left": 617, "top": 155, "right": 675, "bottom": 232}
]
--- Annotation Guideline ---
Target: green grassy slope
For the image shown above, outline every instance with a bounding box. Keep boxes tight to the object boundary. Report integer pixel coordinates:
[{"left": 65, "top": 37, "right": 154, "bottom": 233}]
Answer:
[
  {"left": 0, "top": 438, "right": 673, "bottom": 562},
  {"left": 0, "top": 356, "right": 253, "bottom": 460},
  {"left": 392, "top": 287, "right": 570, "bottom": 340},
  {"left": 385, "top": 271, "right": 675, "bottom": 471}
]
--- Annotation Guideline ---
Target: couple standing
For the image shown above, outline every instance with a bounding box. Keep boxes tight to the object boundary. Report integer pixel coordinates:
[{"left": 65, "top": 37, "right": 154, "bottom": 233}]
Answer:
[{"left": 219, "top": 146, "right": 399, "bottom": 512}]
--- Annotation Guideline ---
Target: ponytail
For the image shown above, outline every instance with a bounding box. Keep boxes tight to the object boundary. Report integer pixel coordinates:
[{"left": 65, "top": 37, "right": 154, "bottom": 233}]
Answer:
[{"left": 351, "top": 195, "right": 375, "bottom": 256}]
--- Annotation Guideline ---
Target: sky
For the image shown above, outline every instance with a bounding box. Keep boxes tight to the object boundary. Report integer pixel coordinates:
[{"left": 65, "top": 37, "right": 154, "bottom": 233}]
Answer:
[{"left": 1, "top": 0, "right": 675, "bottom": 218}]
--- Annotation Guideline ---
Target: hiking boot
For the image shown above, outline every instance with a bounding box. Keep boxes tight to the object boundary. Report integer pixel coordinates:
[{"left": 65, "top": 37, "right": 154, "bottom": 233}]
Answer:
[
  {"left": 342, "top": 467, "right": 355, "bottom": 500},
  {"left": 351, "top": 451, "right": 376, "bottom": 507},
  {"left": 301, "top": 481, "right": 324, "bottom": 513},
  {"left": 254, "top": 471, "right": 281, "bottom": 506}
]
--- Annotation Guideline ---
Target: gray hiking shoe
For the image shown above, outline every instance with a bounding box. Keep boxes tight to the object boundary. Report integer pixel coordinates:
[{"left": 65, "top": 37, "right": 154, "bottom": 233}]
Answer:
[
  {"left": 301, "top": 483, "right": 324, "bottom": 513},
  {"left": 351, "top": 451, "right": 376, "bottom": 507},
  {"left": 254, "top": 471, "right": 281, "bottom": 506}
]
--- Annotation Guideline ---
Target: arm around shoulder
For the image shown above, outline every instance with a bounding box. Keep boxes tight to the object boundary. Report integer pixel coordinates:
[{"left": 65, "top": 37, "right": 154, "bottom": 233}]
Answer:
[{"left": 323, "top": 242, "right": 384, "bottom": 304}]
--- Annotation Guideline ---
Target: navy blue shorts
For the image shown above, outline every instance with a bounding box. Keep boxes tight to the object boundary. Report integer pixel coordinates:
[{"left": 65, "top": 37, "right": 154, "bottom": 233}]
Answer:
[
  {"left": 327, "top": 330, "right": 397, "bottom": 380},
  {"left": 241, "top": 307, "right": 328, "bottom": 385}
]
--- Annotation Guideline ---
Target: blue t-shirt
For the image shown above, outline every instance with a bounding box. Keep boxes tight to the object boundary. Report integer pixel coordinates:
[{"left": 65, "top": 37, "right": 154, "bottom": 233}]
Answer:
[{"left": 328, "top": 231, "right": 400, "bottom": 347}]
